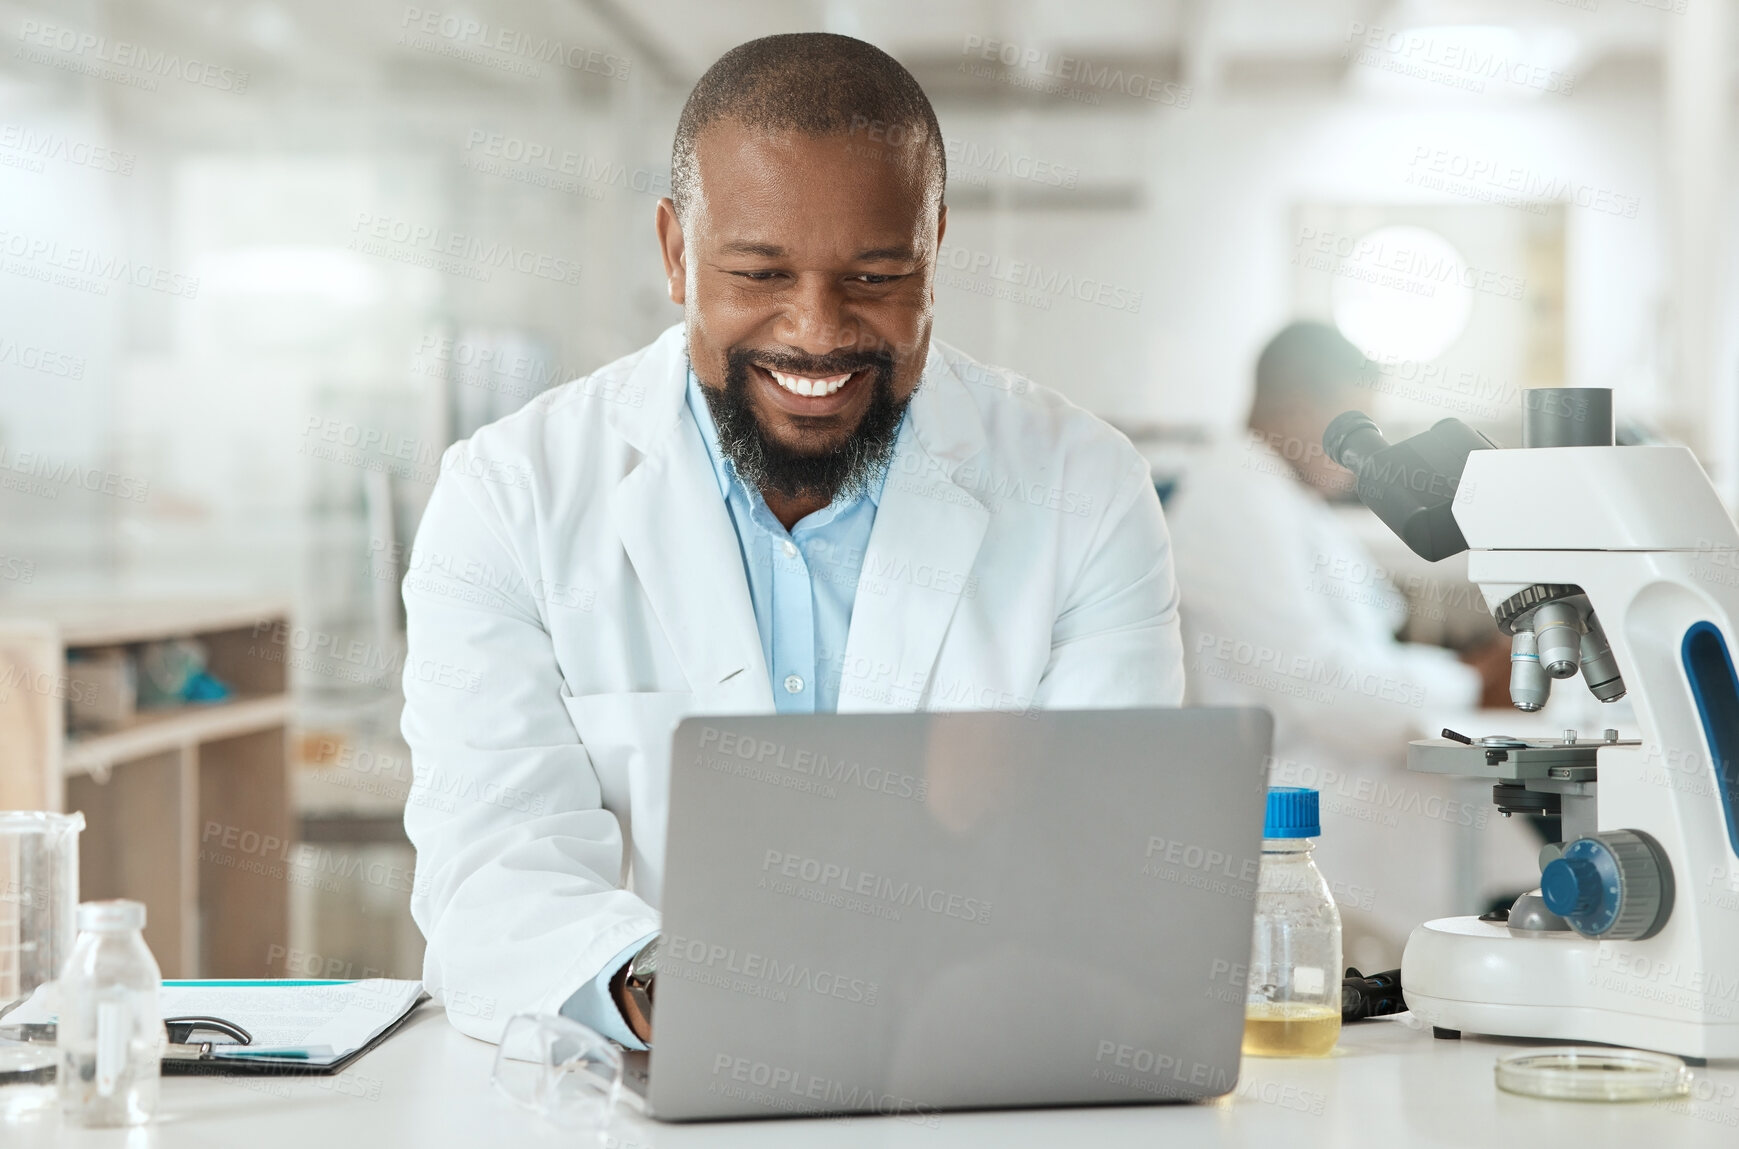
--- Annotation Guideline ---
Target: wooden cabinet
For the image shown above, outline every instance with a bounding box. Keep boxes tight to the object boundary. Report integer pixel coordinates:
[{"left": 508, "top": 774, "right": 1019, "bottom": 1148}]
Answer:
[{"left": 0, "top": 598, "right": 292, "bottom": 977}]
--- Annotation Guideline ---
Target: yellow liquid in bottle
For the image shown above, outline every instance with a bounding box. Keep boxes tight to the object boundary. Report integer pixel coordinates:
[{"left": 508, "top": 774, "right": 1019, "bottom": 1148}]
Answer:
[{"left": 1241, "top": 1003, "right": 1341, "bottom": 1058}]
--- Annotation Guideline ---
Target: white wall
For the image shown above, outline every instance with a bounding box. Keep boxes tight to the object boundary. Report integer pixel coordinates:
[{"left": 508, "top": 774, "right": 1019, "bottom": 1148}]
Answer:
[
  {"left": 0, "top": 0, "right": 1729, "bottom": 604},
  {"left": 927, "top": 79, "right": 1667, "bottom": 435}
]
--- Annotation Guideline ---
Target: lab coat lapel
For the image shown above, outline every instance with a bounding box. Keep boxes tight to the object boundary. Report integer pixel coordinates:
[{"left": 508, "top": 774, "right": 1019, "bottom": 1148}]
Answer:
[
  {"left": 838, "top": 348, "right": 990, "bottom": 713},
  {"left": 609, "top": 326, "right": 774, "bottom": 712}
]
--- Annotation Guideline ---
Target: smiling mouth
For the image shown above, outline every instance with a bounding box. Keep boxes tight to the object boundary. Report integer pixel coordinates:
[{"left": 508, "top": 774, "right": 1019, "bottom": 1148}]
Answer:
[{"left": 763, "top": 367, "right": 855, "bottom": 397}]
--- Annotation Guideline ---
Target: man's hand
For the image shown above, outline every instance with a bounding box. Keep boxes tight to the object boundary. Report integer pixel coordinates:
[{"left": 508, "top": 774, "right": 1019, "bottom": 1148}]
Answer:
[{"left": 610, "top": 940, "right": 657, "bottom": 1044}]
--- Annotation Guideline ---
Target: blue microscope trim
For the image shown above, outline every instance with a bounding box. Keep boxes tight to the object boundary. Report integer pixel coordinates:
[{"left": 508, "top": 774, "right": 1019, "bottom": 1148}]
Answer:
[
  {"left": 1540, "top": 839, "right": 1625, "bottom": 935},
  {"left": 1682, "top": 621, "right": 1739, "bottom": 860}
]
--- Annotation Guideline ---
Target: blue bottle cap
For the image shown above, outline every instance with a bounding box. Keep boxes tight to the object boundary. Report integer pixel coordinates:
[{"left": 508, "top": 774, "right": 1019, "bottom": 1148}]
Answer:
[{"left": 1264, "top": 787, "right": 1321, "bottom": 838}]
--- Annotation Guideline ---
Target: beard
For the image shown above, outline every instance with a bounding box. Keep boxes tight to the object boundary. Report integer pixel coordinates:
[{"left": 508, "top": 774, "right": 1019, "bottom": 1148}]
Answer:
[{"left": 700, "top": 346, "right": 911, "bottom": 504}]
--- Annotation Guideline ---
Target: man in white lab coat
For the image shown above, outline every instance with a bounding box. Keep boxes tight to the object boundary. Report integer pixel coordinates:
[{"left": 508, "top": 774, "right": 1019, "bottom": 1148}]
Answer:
[
  {"left": 1164, "top": 322, "right": 1493, "bottom": 971},
  {"left": 401, "top": 34, "right": 1184, "bottom": 1046}
]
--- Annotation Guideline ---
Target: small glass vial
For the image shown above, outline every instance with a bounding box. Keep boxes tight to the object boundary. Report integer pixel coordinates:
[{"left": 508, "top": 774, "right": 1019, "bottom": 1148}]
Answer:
[
  {"left": 1243, "top": 788, "right": 1342, "bottom": 1058},
  {"left": 57, "top": 900, "right": 165, "bottom": 1126}
]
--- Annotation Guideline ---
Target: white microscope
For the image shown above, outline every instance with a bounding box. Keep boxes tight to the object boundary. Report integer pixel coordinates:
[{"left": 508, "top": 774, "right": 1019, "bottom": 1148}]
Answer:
[{"left": 1325, "top": 388, "right": 1739, "bottom": 1062}]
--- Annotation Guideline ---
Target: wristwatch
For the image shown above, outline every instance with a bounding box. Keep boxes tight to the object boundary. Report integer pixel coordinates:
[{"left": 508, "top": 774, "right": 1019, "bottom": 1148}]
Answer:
[{"left": 618, "top": 936, "right": 660, "bottom": 1041}]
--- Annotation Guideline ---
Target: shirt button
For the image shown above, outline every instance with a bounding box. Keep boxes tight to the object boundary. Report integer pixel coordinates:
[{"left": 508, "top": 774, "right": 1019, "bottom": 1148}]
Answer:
[
  {"left": 782, "top": 540, "right": 798, "bottom": 558},
  {"left": 783, "top": 674, "right": 804, "bottom": 694}
]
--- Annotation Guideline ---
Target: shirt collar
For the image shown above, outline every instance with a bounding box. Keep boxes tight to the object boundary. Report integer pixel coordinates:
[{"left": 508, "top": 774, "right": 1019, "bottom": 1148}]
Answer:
[{"left": 684, "top": 367, "right": 895, "bottom": 511}]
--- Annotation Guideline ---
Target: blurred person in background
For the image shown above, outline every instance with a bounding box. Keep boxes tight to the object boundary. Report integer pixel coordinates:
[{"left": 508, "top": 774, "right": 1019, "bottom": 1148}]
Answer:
[{"left": 1164, "top": 321, "right": 1507, "bottom": 969}]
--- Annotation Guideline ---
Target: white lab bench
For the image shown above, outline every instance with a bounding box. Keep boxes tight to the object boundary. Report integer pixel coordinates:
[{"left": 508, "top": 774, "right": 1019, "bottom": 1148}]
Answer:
[{"left": 18, "top": 1003, "right": 1739, "bottom": 1148}]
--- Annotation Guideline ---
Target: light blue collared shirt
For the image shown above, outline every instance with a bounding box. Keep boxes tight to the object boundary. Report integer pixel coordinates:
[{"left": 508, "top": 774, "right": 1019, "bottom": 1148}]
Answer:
[
  {"left": 684, "top": 367, "right": 891, "bottom": 710},
  {"left": 561, "top": 367, "right": 897, "bottom": 1046}
]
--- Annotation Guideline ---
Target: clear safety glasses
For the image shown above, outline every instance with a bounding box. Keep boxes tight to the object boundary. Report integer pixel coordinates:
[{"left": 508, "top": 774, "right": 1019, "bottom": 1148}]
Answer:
[{"left": 491, "top": 1013, "right": 624, "bottom": 1128}]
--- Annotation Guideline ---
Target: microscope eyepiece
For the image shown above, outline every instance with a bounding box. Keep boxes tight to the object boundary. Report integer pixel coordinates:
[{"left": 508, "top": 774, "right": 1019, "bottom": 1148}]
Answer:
[
  {"left": 1323, "top": 411, "right": 1391, "bottom": 476},
  {"left": 1321, "top": 411, "right": 1490, "bottom": 562}
]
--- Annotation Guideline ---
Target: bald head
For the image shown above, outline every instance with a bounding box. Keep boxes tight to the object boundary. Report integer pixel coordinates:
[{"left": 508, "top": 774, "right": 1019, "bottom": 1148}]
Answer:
[
  {"left": 654, "top": 34, "right": 950, "bottom": 524},
  {"left": 670, "top": 32, "right": 946, "bottom": 221}
]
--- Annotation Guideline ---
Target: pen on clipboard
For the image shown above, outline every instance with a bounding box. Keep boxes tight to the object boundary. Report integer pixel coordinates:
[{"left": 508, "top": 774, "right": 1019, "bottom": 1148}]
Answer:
[{"left": 211, "top": 1046, "right": 335, "bottom": 1061}]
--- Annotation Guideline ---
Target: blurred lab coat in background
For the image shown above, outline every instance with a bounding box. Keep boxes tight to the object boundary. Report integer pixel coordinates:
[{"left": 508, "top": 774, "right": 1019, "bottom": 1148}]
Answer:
[{"left": 1164, "top": 324, "right": 1484, "bottom": 971}]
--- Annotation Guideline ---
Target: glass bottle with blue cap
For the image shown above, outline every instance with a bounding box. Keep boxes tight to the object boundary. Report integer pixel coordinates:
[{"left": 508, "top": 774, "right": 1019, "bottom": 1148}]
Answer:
[{"left": 1244, "top": 788, "right": 1343, "bottom": 1058}]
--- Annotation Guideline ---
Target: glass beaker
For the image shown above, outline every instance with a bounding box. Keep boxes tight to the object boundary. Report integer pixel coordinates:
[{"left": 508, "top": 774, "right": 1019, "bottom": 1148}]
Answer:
[
  {"left": 0, "top": 811, "right": 83, "bottom": 1015},
  {"left": 0, "top": 811, "right": 83, "bottom": 1118}
]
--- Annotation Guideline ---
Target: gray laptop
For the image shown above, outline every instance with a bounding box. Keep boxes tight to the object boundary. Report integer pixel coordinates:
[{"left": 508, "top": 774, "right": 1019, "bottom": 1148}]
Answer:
[{"left": 632, "top": 707, "right": 1272, "bottom": 1121}]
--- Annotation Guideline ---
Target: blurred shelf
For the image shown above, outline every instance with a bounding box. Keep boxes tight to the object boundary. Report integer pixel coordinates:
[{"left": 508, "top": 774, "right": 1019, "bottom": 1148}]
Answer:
[
  {"left": 66, "top": 693, "right": 292, "bottom": 776},
  {"left": 0, "top": 595, "right": 294, "bottom": 978},
  {"left": 0, "top": 595, "right": 291, "bottom": 649}
]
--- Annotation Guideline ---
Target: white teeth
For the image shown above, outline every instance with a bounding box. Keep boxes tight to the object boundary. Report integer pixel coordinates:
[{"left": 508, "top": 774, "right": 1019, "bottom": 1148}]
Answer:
[{"left": 767, "top": 369, "right": 852, "bottom": 398}]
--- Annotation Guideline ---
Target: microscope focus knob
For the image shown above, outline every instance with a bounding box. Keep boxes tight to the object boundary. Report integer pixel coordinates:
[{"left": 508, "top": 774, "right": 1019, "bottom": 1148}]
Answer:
[{"left": 1539, "top": 830, "right": 1674, "bottom": 941}]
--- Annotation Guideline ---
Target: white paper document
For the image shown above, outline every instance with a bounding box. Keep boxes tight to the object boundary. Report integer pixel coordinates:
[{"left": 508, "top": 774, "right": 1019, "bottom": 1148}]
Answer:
[{"left": 162, "top": 980, "right": 425, "bottom": 1063}]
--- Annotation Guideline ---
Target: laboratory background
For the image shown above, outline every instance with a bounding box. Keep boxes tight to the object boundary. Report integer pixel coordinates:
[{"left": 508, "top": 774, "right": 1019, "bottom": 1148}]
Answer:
[{"left": 0, "top": 0, "right": 1733, "bottom": 989}]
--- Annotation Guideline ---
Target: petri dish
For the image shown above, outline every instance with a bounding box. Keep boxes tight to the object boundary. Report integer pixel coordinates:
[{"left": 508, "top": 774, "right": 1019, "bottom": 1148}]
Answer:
[{"left": 1495, "top": 1047, "right": 1692, "bottom": 1102}]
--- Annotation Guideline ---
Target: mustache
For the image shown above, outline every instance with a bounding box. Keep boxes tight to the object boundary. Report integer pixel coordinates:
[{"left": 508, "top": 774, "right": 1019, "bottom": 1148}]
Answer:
[{"left": 733, "top": 346, "right": 896, "bottom": 379}]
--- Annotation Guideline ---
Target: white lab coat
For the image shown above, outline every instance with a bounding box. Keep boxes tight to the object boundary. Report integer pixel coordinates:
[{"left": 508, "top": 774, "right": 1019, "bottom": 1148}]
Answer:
[
  {"left": 402, "top": 323, "right": 1185, "bottom": 1040},
  {"left": 1163, "top": 436, "right": 1481, "bottom": 967}
]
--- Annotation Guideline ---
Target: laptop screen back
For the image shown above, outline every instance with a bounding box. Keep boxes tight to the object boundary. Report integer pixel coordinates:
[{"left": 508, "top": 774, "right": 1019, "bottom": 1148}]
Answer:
[{"left": 648, "top": 707, "right": 1272, "bottom": 1121}]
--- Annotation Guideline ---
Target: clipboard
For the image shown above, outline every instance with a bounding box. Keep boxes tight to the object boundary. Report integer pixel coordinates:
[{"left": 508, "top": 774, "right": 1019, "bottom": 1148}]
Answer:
[{"left": 163, "top": 993, "right": 430, "bottom": 1076}]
